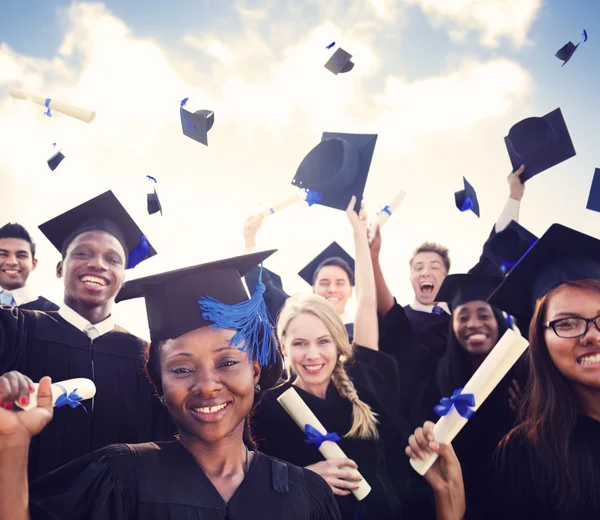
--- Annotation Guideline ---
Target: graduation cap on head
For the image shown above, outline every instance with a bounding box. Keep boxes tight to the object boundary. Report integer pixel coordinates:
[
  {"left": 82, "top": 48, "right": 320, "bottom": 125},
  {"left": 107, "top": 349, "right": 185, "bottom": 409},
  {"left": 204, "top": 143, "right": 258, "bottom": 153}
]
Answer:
[
  {"left": 488, "top": 224, "right": 600, "bottom": 318},
  {"left": 436, "top": 273, "right": 503, "bottom": 312},
  {"left": 291, "top": 132, "right": 377, "bottom": 212},
  {"left": 116, "top": 250, "right": 279, "bottom": 366},
  {"left": 454, "top": 177, "right": 480, "bottom": 217},
  {"left": 298, "top": 241, "right": 355, "bottom": 286},
  {"left": 483, "top": 221, "right": 538, "bottom": 274},
  {"left": 324, "top": 48, "right": 354, "bottom": 75},
  {"left": 38, "top": 191, "right": 157, "bottom": 270},
  {"left": 555, "top": 41, "right": 580, "bottom": 66},
  {"left": 586, "top": 168, "right": 600, "bottom": 213},
  {"left": 180, "top": 98, "right": 214, "bottom": 146},
  {"left": 504, "top": 108, "right": 576, "bottom": 183}
]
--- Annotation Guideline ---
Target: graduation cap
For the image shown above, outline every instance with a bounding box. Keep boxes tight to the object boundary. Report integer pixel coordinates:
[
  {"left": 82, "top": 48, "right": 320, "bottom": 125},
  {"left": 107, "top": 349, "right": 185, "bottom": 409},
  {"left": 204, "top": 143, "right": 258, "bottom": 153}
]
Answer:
[
  {"left": 38, "top": 190, "right": 156, "bottom": 270},
  {"left": 436, "top": 274, "right": 503, "bottom": 311},
  {"left": 454, "top": 177, "right": 480, "bottom": 217},
  {"left": 555, "top": 41, "right": 580, "bottom": 66},
  {"left": 504, "top": 108, "right": 576, "bottom": 183},
  {"left": 586, "top": 168, "right": 600, "bottom": 213},
  {"left": 298, "top": 241, "right": 355, "bottom": 286},
  {"left": 488, "top": 224, "right": 600, "bottom": 318},
  {"left": 146, "top": 176, "right": 162, "bottom": 216},
  {"left": 47, "top": 149, "right": 65, "bottom": 171},
  {"left": 291, "top": 132, "right": 377, "bottom": 212},
  {"left": 482, "top": 221, "right": 538, "bottom": 273},
  {"left": 116, "top": 250, "right": 279, "bottom": 366},
  {"left": 180, "top": 98, "right": 214, "bottom": 146},
  {"left": 324, "top": 48, "right": 354, "bottom": 75}
]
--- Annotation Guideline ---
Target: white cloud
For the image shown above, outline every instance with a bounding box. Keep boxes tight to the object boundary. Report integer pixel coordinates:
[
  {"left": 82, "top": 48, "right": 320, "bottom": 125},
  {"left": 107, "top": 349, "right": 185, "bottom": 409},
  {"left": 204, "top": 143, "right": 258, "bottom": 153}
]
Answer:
[{"left": 404, "top": 0, "right": 542, "bottom": 47}]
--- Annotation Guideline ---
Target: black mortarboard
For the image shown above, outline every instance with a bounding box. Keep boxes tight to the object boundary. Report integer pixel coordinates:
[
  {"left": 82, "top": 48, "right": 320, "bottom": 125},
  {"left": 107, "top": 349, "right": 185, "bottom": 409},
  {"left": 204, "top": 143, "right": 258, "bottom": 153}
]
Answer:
[
  {"left": 47, "top": 150, "right": 65, "bottom": 171},
  {"left": 586, "top": 168, "right": 600, "bottom": 213},
  {"left": 504, "top": 108, "right": 576, "bottom": 183},
  {"left": 454, "top": 177, "right": 480, "bottom": 217},
  {"left": 482, "top": 221, "right": 538, "bottom": 273},
  {"left": 292, "top": 132, "right": 377, "bottom": 212},
  {"left": 116, "top": 251, "right": 279, "bottom": 366},
  {"left": 436, "top": 274, "right": 503, "bottom": 311},
  {"left": 38, "top": 190, "right": 156, "bottom": 269},
  {"left": 181, "top": 106, "right": 214, "bottom": 146},
  {"left": 298, "top": 241, "right": 355, "bottom": 286},
  {"left": 324, "top": 48, "right": 354, "bottom": 75},
  {"left": 555, "top": 41, "right": 579, "bottom": 66},
  {"left": 147, "top": 191, "right": 162, "bottom": 216},
  {"left": 488, "top": 224, "right": 600, "bottom": 318}
]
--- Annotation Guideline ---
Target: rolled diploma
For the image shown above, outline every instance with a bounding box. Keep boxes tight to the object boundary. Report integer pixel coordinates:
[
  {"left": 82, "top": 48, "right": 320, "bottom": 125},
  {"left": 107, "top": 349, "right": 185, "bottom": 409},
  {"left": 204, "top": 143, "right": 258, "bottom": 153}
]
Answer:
[
  {"left": 410, "top": 328, "right": 529, "bottom": 476},
  {"left": 15, "top": 378, "right": 96, "bottom": 412},
  {"left": 9, "top": 88, "right": 96, "bottom": 123},
  {"left": 368, "top": 190, "right": 407, "bottom": 244},
  {"left": 277, "top": 387, "right": 372, "bottom": 500},
  {"left": 259, "top": 192, "right": 303, "bottom": 218}
]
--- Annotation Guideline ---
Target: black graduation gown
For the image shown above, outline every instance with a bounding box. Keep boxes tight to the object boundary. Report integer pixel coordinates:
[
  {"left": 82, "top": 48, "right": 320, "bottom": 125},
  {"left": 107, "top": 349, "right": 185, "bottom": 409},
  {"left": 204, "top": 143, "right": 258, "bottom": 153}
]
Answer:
[
  {"left": 251, "top": 346, "right": 403, "bottom": 520},
  {"left": 0, "top": 306, "right": 174, "bottom": 480},
  {"left": 401, "top": 305, "right": 450, "bottom": 357},
  {"left": 30, "top": 441, "right": 341, "bottom": 520},
  {"left": 484, "top": 415, "right": 600, "bottom": 519},
  {"left": 19, "top": 296, "right": 60, "bottom": 312}
]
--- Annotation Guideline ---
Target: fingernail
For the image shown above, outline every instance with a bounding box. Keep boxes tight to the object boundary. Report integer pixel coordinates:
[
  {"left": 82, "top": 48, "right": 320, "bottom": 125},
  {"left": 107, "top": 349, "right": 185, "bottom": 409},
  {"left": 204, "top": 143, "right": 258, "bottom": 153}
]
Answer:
[
  {"left": 431, "top": 442, "right": 440, "bottom": 450},
  {"left": 21, "top": 397, "right": 29, "bottom": 406},
  {"left": 5, "top": 402, "right": 13, "bottom": 410},
  {"left": 0, "top": 402, "right": 4, "bottom": 406},
  {"left": 28, "top": 384, "right": 34, "bottom": 392}
]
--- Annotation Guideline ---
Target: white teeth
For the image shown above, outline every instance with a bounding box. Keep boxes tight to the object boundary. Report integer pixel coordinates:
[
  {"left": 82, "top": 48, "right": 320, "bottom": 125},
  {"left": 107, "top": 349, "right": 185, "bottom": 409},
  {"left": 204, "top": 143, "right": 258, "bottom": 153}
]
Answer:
[
  {"left": 81, "top": 275, "right": 107, "bottom": 286},
  {"left": 578, "top": 354, "right": 600, "bottom": 365},
  {"left": 304, "top": 364, "right": 324, "bottom": 371},
  {"left": 3, "top": 269, "right": 19, "bottom": 274},
  {"left": 193, "top": 403, "right": 228, "bottom": 414},
  {"left": 468, "top": 333, "right": 487, "bottom": 341}
]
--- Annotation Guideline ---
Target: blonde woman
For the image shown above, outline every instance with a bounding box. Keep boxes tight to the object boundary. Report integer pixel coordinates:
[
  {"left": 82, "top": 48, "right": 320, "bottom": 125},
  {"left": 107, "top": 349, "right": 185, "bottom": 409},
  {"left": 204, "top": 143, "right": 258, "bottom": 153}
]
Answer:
[{"left": 251, "top": 197, "right": 404, "bottom": 520}]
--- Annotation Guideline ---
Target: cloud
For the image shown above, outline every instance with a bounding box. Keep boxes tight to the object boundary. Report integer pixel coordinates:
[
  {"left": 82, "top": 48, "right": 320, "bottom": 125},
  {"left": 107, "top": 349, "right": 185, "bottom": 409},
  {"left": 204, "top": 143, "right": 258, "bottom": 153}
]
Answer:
[{"left": 404, "top": 0, "right": 542, "bottom": 47}]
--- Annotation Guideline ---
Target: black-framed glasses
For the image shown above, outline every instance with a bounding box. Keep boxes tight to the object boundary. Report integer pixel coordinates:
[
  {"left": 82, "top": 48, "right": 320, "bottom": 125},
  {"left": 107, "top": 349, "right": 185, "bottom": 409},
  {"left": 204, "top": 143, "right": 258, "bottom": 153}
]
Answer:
[{"left": 543, "top": 315, "right": 600, "bottom": 338}]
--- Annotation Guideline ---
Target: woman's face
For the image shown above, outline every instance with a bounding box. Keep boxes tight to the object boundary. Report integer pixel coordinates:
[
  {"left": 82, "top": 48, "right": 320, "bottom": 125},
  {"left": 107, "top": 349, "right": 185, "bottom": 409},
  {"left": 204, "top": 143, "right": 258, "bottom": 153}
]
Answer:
[
  {"left": 160, "top": 326, "right": 261, "bottom": 444},
  {"left": 284, "top": 312, "right": 338, "bottom": 395},
  {"left": 544, "top": 284, "right": 600, "bottom": 392},
  {"left": 453, "top": 300, "right": 500, "bottom": 358}
]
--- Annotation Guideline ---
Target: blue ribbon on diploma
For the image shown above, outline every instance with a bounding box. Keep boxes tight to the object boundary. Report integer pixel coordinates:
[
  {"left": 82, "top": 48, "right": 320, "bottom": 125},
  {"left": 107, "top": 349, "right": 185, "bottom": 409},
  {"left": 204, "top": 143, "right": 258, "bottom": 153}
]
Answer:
[
  {"left": 55, "top": 388, "right": 87, "bottom": 413},
  {"left": 304, "top": 189, "right": 323, "bottom": 207},
  {"left": 434, "top": 387, "right": 476, "bottom": 419},
  {"left": 44, "top": 98, "right": 52, "bottom": 117},
  {"left": 379, "top": 205, "right": 391, "bottom": 216},
  {"left": 304, "top": 424, "right": 341, "bottom": 449},
  {"left": 460, "top": 196, "right": 474, "bottom": 213}
]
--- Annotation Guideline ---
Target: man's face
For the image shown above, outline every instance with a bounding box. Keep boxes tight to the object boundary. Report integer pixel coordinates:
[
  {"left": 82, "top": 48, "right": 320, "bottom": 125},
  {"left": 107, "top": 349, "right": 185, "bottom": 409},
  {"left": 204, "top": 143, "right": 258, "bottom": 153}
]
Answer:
[
  {"left": 0, "top": 238, "right": 37, "bottom": 291},
  {"left": 312, "top": 265, "right": 353, "bottom": 316},
  {"left": 410, "top": 251, "right": 448, "bottom": 305}
]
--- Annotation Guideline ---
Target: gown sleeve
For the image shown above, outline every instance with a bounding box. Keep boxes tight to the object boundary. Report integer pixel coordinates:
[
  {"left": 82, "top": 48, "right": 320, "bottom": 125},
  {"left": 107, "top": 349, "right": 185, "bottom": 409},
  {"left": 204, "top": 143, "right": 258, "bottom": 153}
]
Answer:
[
  {"left": 304, "top": 468, "right": 342, "bottom": 520},
  {"left": 30, "top": 444, "right": 138, "bottom": 520},
  {"left": 0, "top": 305, "right": 30, "bottom": 374}
]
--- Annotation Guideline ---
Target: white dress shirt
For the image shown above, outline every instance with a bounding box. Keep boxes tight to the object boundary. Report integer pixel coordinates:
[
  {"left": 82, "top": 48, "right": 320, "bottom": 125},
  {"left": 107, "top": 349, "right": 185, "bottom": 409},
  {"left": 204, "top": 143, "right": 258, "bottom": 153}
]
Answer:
[
  {"left": 57, "top": 304, "right": 115, "bottom": 340},
  {"left": 0, "top": 285, "right": 39, "bottom": 306}
]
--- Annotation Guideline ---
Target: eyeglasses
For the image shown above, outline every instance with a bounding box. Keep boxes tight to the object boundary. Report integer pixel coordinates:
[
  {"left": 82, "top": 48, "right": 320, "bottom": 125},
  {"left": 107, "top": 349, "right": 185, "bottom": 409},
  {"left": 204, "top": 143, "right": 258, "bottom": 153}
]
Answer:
[{"left": 543, "top": 315, "right": 600, "bottom": 338}]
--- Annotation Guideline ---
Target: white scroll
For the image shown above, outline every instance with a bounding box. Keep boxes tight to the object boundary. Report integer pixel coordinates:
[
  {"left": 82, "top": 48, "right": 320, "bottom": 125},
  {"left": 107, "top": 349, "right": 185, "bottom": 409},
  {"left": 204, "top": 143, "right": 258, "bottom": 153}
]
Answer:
[
  {"left": 410, "top": 328, "right": 529, "bottom": 476},
  {"left": 259, "top": 192, "right": 304, "bottom": 219},
  {"left": 368, "top": 190, "right": 407, "bottom": 244},
  {"left": 9, "top": 88, "right": 96, "bottom": 123},
  {"left": 278, "top": 387, "right": 372, "bottom": 500},
  {"left": 15, "top": 378, "right": 96, "bottom": 412}
]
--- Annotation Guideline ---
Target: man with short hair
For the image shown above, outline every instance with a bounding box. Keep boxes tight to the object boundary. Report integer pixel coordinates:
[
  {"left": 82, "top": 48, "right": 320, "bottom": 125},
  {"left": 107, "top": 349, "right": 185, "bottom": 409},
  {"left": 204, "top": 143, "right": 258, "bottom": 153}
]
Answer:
[{"left": 0, "top": 223, "right": 58, "bottom": 311}]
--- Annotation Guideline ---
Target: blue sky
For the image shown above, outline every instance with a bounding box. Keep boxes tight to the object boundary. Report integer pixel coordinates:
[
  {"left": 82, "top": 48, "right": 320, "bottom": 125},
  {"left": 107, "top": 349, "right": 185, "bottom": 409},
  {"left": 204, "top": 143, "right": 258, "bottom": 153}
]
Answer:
[{"left": 1, "top": 0, "right": 599, "bottom": 337}]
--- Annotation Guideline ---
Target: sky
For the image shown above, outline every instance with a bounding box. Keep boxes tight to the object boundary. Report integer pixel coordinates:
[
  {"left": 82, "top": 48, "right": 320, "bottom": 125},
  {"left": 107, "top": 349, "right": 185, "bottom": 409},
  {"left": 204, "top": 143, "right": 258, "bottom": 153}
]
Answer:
[{"left": 1, "top": 0, "right": 599, "bottom": 340}]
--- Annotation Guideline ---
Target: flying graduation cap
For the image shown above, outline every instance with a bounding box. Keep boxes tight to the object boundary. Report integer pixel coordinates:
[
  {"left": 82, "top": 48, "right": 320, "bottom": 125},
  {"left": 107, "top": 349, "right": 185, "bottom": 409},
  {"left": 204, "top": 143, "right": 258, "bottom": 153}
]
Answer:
[
  {"left": 454, "top": 177, "right": 480, "bottom": 217},
  {"left": 324, "top": 48, "right": 354, "bottom": 75},
  {"left": 482, "top": 221, "right": 538, "bottom": 274},
  {"left": 555, "top": 41, "right": 580, "bottom": 66},
  {"left": 435, "top": 274, "right": 503, "bottom": 312},
  {"left": 180, "top": 98, "right": 214, "bottom": 146},
  {"left": 586, "top": 168, "right": 600, "bottom": 213},
  {"left": 504, "top": 108, "right": 576, "bottom": 183},
  {"left": 146, "top": 175, "right": 162, "bottom": 216},
  {"left": 297, "top": 241, "right": 355, "bottom": 286},
  {"left": 47, "top": 144, "right": 65, "bottom": 171}
]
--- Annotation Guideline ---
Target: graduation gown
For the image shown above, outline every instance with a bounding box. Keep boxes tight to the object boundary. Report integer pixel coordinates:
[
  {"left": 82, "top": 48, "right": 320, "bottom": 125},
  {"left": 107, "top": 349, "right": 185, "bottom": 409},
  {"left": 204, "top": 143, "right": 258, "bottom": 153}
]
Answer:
[
  {"left": 401, "top": 304, "right": 449, "bottom": 357},
  {"left": 30, "top": 441, "right": 341, "bottom": 520},
  {"left": 0, "top": 306, "right": 174, "bottom": 480},
  {"left": 251, "top": 346, "right": 403, "bottom": 520},
  {"left": 19, "top": 296, "right": 60, "bottom": 312}
]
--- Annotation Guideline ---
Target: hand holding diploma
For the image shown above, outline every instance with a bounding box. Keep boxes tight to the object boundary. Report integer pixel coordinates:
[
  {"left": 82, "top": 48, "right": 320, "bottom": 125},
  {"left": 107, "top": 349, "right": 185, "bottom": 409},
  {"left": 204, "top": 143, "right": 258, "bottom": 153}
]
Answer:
[
  {"left": 368, "top": 190, "right": 407, "bottom": 244},
  {"left": 9, "top": 88, "right": 96, "bottom": 123}
]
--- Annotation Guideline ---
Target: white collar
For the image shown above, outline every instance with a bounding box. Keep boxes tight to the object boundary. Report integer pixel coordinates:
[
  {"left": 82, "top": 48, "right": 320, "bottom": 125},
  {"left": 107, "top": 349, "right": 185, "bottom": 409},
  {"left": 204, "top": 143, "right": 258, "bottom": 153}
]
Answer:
[
  {"left": 410, "top": 300, "right": 451, "bottom": 315},
  {"left": 0, "top": 285, "right": 38, "bottom": 306},
  {"left": 57, "top": 304, "right": 115, "bottom": 337}
]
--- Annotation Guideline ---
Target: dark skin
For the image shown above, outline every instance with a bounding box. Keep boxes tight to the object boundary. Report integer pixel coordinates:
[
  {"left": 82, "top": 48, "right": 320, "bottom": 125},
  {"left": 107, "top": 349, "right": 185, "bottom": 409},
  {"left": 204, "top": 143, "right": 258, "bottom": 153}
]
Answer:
[{"left": 56, "top": 230, "right": 126, "bottom": 324}]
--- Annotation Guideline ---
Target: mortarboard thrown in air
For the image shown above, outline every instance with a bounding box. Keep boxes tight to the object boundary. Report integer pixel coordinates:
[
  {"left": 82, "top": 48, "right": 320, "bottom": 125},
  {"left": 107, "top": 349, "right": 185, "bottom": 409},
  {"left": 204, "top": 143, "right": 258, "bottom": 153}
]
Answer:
[
  {"left": 555, "top": 41, "right": 580, "bottom": 66},
  {"left": 47, "top": 143, "right": 65, "bottom": 171},
  {"left": 488, "top": 224, "right": 600, "bottom": 318},
  {"left": 298, "top": 241, "right": 355, "bottom": 286},
  {"left": 115, "top": 250, "right": 279, "bottom": 366},
  {"left": 291, "top": 132, "right": 377, "bottom": 212},
  {"left": 180, "top": 98, "right": 214, "bottom": 146},
  {"left": 504, "top": 108, "right": 576, "bottom": 183},
  {"left": 324, "top": 48, "right": 354, "bottom": 75},
  {"left": 435, "top": 273, "right": 503, "bottom": 312},
  {"left": 38, "top": 190, "right": 156, "bottom": 270},
  {"left": 483, "top": 221, "right": 538, "bottom": 274},
  {"left": 586, "top": 168, "right": 600, "bottom": 213},
  {"left": 454, "top": 177, "right": 480, "bottom": 217},
  {"left": 146, "top": 175, "right": 162, "bottom": 216}
]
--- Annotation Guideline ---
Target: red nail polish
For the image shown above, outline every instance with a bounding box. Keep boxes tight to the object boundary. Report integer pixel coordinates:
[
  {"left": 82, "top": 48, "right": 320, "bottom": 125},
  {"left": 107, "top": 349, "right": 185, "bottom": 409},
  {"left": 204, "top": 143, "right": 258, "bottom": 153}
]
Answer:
[
  {"left": 0, "top": 402, "right": 4, "bottom": 406},
  {"left": 5, "top": 402, "right": 13, "bottom": 410},
  {"left": 21, "top": 397, "right": 29, "bottom": 406}
]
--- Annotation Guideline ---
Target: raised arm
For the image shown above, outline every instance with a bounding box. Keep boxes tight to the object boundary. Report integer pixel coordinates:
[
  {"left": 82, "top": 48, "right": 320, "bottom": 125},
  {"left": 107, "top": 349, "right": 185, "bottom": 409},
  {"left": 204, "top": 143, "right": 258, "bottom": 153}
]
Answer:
[
  {"left": 368, "top": 227, "right": 395, "bottom": 316},
  {"left": 345, "top": 197, "right": 378, "bottom": 351},
  {"left": 495, "top": 165, "right": 525, "bottom": 233}
]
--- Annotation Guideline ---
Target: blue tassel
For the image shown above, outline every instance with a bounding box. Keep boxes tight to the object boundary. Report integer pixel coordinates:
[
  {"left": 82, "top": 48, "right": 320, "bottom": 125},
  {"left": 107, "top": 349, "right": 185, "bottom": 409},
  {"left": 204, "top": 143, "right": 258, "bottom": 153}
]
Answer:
[
  {"left": 198, "top": 263, "right": 277, "bottom": 366},
  {"left": 147, "top": 175, "right": 158, "bottom": 184},
  {"left": 44, "top": 98, "right": 52, "bottom": 117},
  {"left": 304, "top": 189, "right": 323, "bottom": 207},
  {"left": 460, "top": 196, "right": 474, "bottom": 212},
  {"left": 180, "top": 97, "right": 194, "bottom": 131},
  {"left": 126, "top": 234, "right": 151, "bottom": 269},
  {"left": 326, "top": 41, "right": 335, "bottom": 49},
  {"left": 500, "top": 238, "right": 538, "bottom": 273}
]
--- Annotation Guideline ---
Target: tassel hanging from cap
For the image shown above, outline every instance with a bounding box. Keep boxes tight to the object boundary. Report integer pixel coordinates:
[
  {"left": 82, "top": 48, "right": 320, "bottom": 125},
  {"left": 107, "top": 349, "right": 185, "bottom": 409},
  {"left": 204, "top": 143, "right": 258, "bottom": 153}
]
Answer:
[{"left": 126, "top": 234, "right": 151, "bottom": 269}]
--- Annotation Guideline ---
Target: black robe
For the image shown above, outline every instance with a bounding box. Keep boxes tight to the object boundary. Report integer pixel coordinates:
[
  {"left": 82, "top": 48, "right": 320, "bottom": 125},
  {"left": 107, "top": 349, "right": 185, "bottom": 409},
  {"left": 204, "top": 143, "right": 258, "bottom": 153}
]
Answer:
[
  {"left": 30, "top": 441, "right": 341, "bottom": 520},
  {"left": 19, "top": 296, "right": 60, "bottom": 312},
  {"left": 251, "top": 346, "right": 403, "bottom": 520},
  {"left": 0, "top": 306, "right": 174, "bottom": 480},
  {"left": 401, "top": 304, "right": 450, "bottom": 357}
]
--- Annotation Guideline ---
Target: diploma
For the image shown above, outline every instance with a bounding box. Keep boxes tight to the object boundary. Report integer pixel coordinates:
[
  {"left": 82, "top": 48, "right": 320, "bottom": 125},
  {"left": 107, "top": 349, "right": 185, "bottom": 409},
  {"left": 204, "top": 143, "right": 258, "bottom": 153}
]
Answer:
[
  {"left": 277, "top": 387, "right": 372, "bottom": 500},
  {"left": 15, "top": 378, "right": 96, "bottom": 412},
  {"left": 9, "top": 88, "right": 96, "bottom": 123},
  {"left": 368, "top": 190, "right": 407, "bottom": 244},
  {"left": 410, "top": 328, "right": 529, "bottom": 476},
  {"left": 259, "top": 192, "right": 303, "bottom": 218}
]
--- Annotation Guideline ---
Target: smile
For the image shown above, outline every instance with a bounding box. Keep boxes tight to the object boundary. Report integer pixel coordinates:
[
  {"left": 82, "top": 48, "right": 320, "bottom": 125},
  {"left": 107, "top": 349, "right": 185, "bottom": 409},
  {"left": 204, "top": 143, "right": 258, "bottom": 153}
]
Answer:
[
  {"left": 189, "top": 401, "right": 231, "bottom": 422},
  {"left": 192, "top": 403, "right": 228, "bottom": 414},
  {"left": 420, "top": 283, "right": 434, "bottom": 294},
  {"left": 466, "top": 333, "right": 488, "bottom": 341},
  {"left": 302, "top": 364, "right": 325, "bottom": 375},
  {"left": 80, "top": 275, "right": 109, "bottom": 288},
  {"left": 577, "top": 353, "right": 600, "bottom": 366},
  {"left": 2, "top": 269, "right": 21, "bottom": 275}
]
